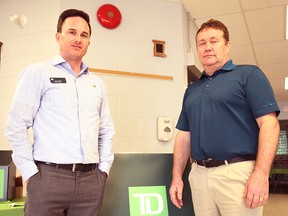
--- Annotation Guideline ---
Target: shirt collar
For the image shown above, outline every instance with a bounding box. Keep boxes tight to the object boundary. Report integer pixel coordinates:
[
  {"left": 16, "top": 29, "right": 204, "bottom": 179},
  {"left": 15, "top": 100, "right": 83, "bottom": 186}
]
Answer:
[
  {"left": 221, "top": 59, "right": 236, "bottom": 71},
  {"left": 201, "top": 59, "right": 236, "bottom": 79},
  {"left": 52, "top": 54, "right": 89, "bottom": 76}
]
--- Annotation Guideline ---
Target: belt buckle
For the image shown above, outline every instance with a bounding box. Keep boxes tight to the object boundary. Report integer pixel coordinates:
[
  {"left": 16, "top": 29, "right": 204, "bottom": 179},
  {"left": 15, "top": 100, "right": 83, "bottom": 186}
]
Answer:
[
  {"left": 202, "top": 158, "right": 212, "bottom": 167},
  {"left": 72, "top": 164, "right": 78, "bottom": 172}
]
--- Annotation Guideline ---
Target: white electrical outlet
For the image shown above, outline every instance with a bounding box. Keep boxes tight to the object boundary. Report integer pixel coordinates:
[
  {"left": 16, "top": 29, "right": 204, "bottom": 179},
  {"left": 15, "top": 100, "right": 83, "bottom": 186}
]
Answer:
[{"left": 157, "top": 116, "right": 173, "bottom": 142}]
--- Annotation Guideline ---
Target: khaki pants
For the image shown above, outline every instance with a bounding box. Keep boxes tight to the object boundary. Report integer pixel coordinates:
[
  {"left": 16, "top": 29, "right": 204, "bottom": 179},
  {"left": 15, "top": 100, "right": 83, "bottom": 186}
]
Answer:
[
  {"left": 25, "top": 163, "right": 107, "bottom": 216},
  {"left": 189, "top": 161, "right": 263, "bottom": 216}
]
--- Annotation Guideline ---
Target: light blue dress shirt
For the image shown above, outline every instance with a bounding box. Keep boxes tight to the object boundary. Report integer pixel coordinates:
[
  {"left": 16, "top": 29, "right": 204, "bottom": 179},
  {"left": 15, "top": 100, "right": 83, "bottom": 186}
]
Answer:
[{"left": 5, "top": 55, "right": 115, "bottom": 181}]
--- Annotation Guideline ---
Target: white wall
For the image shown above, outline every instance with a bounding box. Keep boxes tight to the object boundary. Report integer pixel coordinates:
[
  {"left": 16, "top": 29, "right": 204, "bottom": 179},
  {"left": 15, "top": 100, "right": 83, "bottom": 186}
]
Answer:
[{"left": 0, "top": 0, "right": 190, "bottom": 153}]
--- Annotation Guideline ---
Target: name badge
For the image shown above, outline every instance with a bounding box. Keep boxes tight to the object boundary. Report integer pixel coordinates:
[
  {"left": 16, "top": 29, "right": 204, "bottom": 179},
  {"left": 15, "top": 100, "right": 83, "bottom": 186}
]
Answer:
[{"left": 50, "top": 77, "right": 66, "bottom": 84}]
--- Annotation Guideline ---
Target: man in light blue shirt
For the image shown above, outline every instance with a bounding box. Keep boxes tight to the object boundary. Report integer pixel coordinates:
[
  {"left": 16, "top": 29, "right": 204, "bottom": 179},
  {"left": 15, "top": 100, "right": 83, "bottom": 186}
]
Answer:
[{"left": 5, "top": 9, "right": 114, "bottom": 216}]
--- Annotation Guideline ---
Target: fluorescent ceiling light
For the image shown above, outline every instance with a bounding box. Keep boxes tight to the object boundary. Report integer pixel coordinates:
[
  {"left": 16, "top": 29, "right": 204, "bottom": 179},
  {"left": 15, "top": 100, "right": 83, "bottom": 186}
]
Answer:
[{"left": 285, "top": 77, "right": 288, "bottom": 90}]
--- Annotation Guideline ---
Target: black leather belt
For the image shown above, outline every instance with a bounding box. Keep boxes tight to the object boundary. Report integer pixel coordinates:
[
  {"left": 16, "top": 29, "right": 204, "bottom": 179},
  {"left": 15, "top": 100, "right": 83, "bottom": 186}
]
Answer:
[
  {"left": 193, "top": 155, "right": 256, "bottom": 168},
  {"left": 35, "top": 161, "right": 98, "bottom": 172}
]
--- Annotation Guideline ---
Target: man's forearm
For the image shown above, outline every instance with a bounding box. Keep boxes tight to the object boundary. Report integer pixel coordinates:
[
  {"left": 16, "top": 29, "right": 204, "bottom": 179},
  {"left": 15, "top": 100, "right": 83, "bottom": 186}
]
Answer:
[{"left": 255, "top": 114, "right": 280, "bottom": 176}]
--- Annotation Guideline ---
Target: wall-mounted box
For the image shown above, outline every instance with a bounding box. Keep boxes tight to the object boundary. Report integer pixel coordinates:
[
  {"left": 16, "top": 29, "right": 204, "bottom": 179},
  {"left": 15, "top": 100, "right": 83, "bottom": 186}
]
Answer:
[
  {"left": 152, "top": 40, "right": 167, "bottom": 58},
  {"left": 157, "top": 116, "right": 173, "bottom": 142}
]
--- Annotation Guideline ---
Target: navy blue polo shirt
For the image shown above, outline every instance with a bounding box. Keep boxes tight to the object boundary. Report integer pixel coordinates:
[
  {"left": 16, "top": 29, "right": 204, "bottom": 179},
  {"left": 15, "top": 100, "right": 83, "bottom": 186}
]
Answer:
[{"left": 176, "top": 60, "right": 280, "bottom": 160}]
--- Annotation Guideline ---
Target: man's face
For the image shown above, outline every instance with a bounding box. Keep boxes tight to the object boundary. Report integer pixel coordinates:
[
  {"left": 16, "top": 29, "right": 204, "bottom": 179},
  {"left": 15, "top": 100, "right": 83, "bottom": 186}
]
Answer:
[
  {"left": 196, "top": 28, "right": 231, "bottom": 69},
  {"left": 56, "top": 16, "right": 90, "bottom": 62}
]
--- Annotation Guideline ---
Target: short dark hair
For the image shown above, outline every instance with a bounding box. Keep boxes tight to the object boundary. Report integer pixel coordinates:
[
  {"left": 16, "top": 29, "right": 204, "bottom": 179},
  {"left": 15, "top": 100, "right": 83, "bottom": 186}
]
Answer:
[
  {"left": 196, "top": 19, "right": 229, "bottom": 43},
  {"left": 57, "top": 9, "right": 91, "bottom": 36}
]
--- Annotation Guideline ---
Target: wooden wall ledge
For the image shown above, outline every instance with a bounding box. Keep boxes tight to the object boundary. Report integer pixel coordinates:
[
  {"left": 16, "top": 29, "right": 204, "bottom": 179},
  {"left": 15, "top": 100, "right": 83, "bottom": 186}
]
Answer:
[{"left": 89, "top": 68, "right": 173, "bottom": 81}]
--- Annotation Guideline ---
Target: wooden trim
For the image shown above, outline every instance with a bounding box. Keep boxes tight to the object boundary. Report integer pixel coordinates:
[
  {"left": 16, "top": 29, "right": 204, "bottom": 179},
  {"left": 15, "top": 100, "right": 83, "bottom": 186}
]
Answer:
[{"left": 89, "top": 68, "right": 173, "bottom": 81}]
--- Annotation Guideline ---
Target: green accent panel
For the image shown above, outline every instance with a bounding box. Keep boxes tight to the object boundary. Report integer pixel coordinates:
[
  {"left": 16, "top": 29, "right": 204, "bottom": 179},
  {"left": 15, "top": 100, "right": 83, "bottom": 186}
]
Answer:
[
  {"left": 0, "top": 170, "right": 4, "bottom": 199},
  {"left": 129, "top": 186, "right": 169, "bottom": 216}
]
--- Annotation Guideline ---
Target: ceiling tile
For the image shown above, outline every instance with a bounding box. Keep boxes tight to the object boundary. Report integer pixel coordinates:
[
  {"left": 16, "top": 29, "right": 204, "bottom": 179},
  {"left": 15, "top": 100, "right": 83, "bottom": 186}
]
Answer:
[
  {"left": 245, "top": 6, "right": 285, "bottom": 44},
  {"left": 240, "top": 0, "right": 288, "bottom": 10},
  {"left": 254, "top": 41, "right": 288, "bottom": 64},
  {"left": 229, "top": 45, "right": 256, "bottom": 65},
  {"left": 182, "top": 0, "right": 241, "bottom": 19}
]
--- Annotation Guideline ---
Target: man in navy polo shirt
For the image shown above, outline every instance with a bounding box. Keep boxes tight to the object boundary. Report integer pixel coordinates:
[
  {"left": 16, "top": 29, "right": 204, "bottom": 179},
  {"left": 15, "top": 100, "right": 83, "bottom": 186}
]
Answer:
[{"left": 169, "top": 19, "right": 280, "bottom": 216}]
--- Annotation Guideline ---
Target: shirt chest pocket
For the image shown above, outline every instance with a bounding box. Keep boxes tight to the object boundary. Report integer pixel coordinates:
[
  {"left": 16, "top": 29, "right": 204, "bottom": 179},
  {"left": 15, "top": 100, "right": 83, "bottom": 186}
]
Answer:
[{"left": 77, "top": 85, "right": 102, "bottom": 112}]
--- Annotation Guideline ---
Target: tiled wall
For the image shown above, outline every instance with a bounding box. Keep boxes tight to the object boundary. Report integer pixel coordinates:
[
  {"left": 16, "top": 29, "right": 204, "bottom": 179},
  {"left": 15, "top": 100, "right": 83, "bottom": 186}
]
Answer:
[{"left": 0, "top": 0, "right": 191, "bottom": 153}]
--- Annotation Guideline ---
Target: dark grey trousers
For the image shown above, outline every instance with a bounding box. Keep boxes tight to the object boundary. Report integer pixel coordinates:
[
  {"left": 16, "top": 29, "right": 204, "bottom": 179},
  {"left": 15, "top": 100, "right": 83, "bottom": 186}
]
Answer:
[{"left": 25, "top": 163, "right": 107, "bottom": 216}]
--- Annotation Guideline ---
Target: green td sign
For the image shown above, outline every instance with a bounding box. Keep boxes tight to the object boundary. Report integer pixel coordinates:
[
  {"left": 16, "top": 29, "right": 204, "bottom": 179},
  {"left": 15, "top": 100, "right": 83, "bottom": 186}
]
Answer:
[{"left": 128, "top": 186, "right": 169, "bottom": 216}]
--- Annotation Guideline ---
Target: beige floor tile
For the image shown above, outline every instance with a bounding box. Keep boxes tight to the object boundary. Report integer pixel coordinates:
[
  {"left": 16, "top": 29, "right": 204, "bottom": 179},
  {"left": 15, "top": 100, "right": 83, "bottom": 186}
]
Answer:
[{"left": 263, "top": 194, "right": 288, "bottom": 216}]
